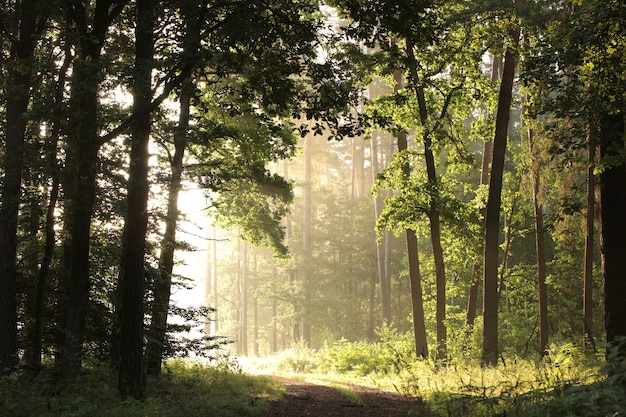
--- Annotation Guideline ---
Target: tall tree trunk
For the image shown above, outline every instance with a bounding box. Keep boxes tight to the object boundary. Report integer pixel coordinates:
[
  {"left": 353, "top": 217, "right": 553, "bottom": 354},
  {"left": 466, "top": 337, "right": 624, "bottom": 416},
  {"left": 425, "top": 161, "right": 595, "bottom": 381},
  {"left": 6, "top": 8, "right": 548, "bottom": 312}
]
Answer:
[
  {"left": 393, "top": 69, "right": 428, "bottom": 358},
  {"left": 497, "top": 194, "right": 518, "bottom": 308},
  {"left": 371, "top": 133, "right": 392, "bottom": 324},
  {"left": 466, "top": 54, "right": 499, "bottom": 331},
  {"left": 301, "top": 134, "right": 312, "bottom": 344},
  {"left": 406, "top": 39, "right": 449, "bottom": 361},
  {"left": 118, "top": 0, "right": 154, "bottom": 399},
  {"left": 283, "top": 160, "right": 299, "bottom": 342},
  {"left": 212, "top": 226, "right": 219, "bottom": 334},
  {"left": 62, "top": 0, "right": 128, "bottom": 380},
  {"left": 31, "top": 45, "right": 71, "bottom": 368},
  {"left": 32, "top": 178, "right": 60, "bottom": 367},
  {"left": 368, "top": 269, "right": 376, "bottom": 340},
  {"left": 240, "top": 240, "right": 249, "bottom": 355},
  {"left": 583, "top": 127, "right": 596, "bottom": 351},
  {"left": 144, "top": 0, "right": 201, "bottom": 365},
  {"left": 599, "top": 108, "right": 626, "bottom": 348},
  {"left": 0, "top": 0, "right": 39, "bottom": 375},
  {"left": 528, "top": 125, "right": 548, "bottom": 357},
  {"left": 145, "top": 76, "right": 192, "bottom": 374},
  {"left": 482, "top": 25, "right": 521, "bottom": 366},
  {"left": 253, "top": 253, "right": 259, "bottom": 357}
]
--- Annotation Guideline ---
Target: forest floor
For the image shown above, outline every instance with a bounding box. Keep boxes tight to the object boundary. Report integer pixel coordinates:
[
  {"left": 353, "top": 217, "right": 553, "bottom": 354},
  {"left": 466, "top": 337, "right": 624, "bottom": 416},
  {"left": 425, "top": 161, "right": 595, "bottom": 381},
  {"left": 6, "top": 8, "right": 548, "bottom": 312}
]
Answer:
[{"left": 259, "top": 376, "right": 430, "bottom": 417}]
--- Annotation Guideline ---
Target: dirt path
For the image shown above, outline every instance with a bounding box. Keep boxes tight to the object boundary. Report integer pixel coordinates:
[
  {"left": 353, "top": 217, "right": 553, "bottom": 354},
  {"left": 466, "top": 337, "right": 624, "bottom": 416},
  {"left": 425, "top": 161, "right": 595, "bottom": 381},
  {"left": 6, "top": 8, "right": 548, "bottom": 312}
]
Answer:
[{"left": 260, "top": 376, "right": 428, "bottom": 417}]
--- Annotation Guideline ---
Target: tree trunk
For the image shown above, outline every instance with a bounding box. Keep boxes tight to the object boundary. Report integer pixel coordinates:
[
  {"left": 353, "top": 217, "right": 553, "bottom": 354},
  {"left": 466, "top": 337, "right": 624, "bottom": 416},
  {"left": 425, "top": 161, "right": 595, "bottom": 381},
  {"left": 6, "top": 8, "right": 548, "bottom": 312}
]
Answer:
[
  {"left": 241, "top": 240, "right": 249, "bottom": 355},
  {"left": 118, "top": 0, "right": 153, "bottom": 399},
  {"left": 583, "top": 128, "right": 596, "bottom": 351},
  {"left": 144, "top": 0, "right": 201, "bottom": 364},
  {"left": 283, "top": 160, "right": 299, "bottom": 342},
  {"left": 466, "top": 54, "right": 499, "bottom": 331},
  {"left": 0, "top": 0, "right": 38, "bottom": 375},
  {"left": 371, "top": 133, "right": 392, "bottom": 325},
  {"left": 528, "top": 125, "right": 548, "bottom": 357},
  {"left": 599, "top": 108, "right": 626, "bottom": 348},
  {"left": 145, "top": 76, "right": 192, "bottom": 374},
  {"left": 32, "top": 45, "right": 71, "bottom": 368},
  {"left": 62, "top": 0, "right": 128, "bottom": 380},
  {"left": 253, "top": 254, "right": 259, "bottom": 357},
  {"left": 301, "top": 134, "right": 312, "bottom": 344},
  {"left": 482, "top": 27, "right": 520, "bottom": 366},
  {"left": 212, "top": 226, "right": 219, "bottom": 334},
  {"left": 393, "top": 69, "right": 428, "bottom": 358},
  {"left": 32, "top": 177, "right": 60, "bottom": 367}
]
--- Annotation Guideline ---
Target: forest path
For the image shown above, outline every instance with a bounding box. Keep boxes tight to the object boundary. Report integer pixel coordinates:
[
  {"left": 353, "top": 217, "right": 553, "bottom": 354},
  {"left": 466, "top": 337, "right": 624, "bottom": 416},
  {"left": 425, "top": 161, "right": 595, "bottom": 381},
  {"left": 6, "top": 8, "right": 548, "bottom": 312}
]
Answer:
[{"left": 258, "top": 376, "right": 428, "bottom": 417}]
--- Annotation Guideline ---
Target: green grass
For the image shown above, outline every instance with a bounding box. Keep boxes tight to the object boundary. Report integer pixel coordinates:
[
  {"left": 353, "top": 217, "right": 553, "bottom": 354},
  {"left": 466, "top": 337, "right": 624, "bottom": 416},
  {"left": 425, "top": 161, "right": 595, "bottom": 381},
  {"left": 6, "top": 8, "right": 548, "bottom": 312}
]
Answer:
[
  {"left": 242, "top": 338, "right": 626, "bottom": 417},
  {"left": 0, "top": 359, "right": 284, "bottom": 417}
]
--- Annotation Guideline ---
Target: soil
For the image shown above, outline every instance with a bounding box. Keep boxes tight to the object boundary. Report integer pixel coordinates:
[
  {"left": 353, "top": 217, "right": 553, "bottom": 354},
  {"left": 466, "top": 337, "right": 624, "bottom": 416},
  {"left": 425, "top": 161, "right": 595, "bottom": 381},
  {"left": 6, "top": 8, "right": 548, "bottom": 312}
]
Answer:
[{"left": 260, "top": 376, "right": 429, "bottom": 417}]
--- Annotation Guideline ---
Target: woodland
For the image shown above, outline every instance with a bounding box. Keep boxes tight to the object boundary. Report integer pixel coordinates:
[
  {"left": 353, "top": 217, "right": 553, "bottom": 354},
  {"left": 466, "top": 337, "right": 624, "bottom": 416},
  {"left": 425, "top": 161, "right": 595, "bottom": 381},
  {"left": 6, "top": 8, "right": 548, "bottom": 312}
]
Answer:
[{"left": 0, "top": 0, "right": 625, "bottom": 415}]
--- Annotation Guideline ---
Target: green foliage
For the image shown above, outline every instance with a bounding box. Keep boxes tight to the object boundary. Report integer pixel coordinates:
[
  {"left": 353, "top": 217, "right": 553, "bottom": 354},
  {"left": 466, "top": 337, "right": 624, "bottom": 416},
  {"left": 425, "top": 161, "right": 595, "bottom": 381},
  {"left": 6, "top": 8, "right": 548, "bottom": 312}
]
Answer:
[{"left": 0, "top": 359, "right": 283, "bottom": 417}]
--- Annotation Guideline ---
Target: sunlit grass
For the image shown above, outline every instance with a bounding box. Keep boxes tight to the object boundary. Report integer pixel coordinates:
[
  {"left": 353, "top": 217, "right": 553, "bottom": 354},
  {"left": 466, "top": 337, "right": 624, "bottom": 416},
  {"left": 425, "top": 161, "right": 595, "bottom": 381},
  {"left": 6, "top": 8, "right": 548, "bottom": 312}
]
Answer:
[
  {"left": 242, "top": 336, "right": 626, "bottom": 417},
  {"left": 0, "top": 358, "right": 285, "bottom": 417}
]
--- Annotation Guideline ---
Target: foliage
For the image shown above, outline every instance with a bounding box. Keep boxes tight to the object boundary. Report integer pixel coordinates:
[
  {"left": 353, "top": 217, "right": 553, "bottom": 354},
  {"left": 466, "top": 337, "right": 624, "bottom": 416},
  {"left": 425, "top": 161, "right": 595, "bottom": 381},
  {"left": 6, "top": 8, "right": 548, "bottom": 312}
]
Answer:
[{"left": 0, "top": 359, "right": 283, "bottom": 417}]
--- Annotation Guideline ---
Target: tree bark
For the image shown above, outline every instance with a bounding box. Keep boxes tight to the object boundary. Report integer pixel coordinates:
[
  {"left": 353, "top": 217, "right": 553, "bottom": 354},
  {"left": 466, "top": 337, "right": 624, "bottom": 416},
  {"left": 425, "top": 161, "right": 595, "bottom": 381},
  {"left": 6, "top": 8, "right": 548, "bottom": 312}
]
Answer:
[
  {"left": 31, "top": 44, "right": 72, "bottom": 368},
  {"left": 371, "top": 133, "right": 392, "bottom": 324},
  {"left": 61, "top": 0, "right": 128, "bottom": 380},
  {"left": 482, "top": 27, "right": 520, "bottom": 366},
  {"left": 393, "top": 69, "right": 428, "bottom": 358},
  {"left": 240, "top": 241, "right": 249, "bottom": 356},
  {"left": 145, "top": 76, "right": 192, "bottom": 374},
  {"left": 599, "top": 108, "right": 626, "bottom": 348},
  {"left": 118, "top": 0, "right": 154, "bottom": 399},
  {"left": 528, "top": 125, "right": 548, "bottom": 357},
  {"left": 144, "top": 0, "right": 201, "bottom": 364},
  {"left": 583, "top": 127, "right": 596, "bottom": 351},
  {"left": 301, "top": 134, "right": 312, "bottom": 344},
  {"left": 405, "top": 39, "right": 449, "bottom": 361},
  {"left": 466, "top": 54, "right": 499, "bottom": 331},
  {"left": 0, "top": 0, "right": 39, "bottom": 375}
]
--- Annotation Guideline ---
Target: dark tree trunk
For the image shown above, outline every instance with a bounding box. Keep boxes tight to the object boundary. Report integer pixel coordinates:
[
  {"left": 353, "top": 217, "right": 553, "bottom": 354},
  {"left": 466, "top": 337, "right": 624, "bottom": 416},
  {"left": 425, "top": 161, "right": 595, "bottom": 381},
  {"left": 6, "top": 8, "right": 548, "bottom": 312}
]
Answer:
[
  {"left": 32, "top": 178, "right": 60, "bottom": 367},
  {"left": 32, "top": 43, "right": 71, "bottom": 369},
  {"left": 482, "top": 28, "right": 520, "bottom": 366},
  {"left": 118, "top": 0, "right": 154, "bottom": 399},
  {"left": 0, "top": 0, "right": 38, "bottom": 375},
  {"left": 145, "top": 78, "right": 191, "bottom": 375},
  {"left": 599, "top": 109, "right": 626, "bottom": 348},
  {"left": 466, "top": 54, "right": 499, "bottom": 331},
  {"left": 61, "top": 0, "right": 128, "bottom": 380},
  {"left": 406, "top": 39, "right": 451, "bottom": 361},
  {"left": 393, "top": 69, "right": 428, "bottom": 358},
  {"left": 145, "top": 2, "right": 201, "bottom": 371}
]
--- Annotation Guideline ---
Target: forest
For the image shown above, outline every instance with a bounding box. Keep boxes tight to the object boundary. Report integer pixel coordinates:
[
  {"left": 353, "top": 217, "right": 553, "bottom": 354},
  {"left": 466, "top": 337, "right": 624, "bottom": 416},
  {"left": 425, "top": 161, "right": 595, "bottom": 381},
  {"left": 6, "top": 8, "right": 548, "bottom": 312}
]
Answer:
[{"left": 0, "top": 0, "right": 625, "bottom": 415}]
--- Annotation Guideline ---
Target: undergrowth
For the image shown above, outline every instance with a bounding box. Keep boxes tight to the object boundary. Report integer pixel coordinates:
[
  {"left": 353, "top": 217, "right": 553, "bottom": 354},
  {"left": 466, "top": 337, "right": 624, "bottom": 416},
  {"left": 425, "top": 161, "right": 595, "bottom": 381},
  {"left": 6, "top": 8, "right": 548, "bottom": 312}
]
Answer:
[
  {"left": 245, "top": 329, "right": 626, "bottom": 417},
  {"left": 0, "top": 358, "right": 284, "bottom": 417}
]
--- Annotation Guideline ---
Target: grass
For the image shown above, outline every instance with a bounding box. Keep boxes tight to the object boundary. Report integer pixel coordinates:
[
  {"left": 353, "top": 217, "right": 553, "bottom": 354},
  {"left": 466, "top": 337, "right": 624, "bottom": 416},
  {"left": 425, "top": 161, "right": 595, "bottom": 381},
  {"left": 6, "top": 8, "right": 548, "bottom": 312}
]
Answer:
[
  {"left": 6, "top": 338, "right": 625, "bottom": 417},
  {"left": 0, "top": 359, "right": 285, "bottom": 417},
  {"left": 242, "top": 338, "right": 626, "bottom": 417}
]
